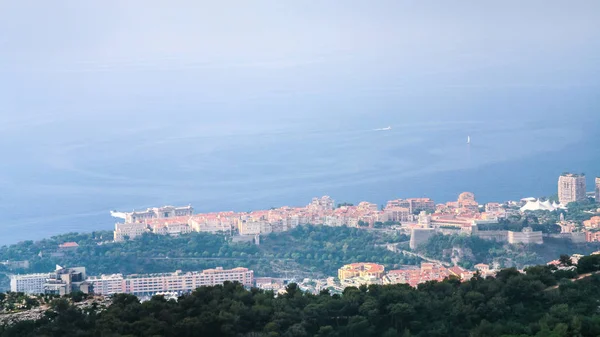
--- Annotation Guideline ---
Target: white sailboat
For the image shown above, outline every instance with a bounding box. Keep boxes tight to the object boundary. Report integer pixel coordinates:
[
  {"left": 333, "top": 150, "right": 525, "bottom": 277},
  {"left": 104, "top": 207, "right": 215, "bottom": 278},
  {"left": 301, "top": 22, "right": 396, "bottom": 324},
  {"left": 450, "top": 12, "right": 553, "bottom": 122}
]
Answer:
[{"left": 467, "top": 136, "right": 471, "bottom": 144}]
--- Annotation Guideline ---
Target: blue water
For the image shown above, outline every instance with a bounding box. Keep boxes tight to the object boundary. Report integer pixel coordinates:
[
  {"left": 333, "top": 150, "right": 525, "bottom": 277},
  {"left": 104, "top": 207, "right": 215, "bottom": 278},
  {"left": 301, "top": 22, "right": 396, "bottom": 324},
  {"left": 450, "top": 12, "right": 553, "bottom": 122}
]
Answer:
[{"left": 0, "top": 88, "right": 599, "bottom": 246}]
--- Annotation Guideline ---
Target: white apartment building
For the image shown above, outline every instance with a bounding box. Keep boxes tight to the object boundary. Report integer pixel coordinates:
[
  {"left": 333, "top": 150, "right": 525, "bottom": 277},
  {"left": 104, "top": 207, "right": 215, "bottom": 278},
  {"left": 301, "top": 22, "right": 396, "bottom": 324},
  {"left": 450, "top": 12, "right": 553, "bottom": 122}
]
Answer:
[
  {"left": 10, "top": 266, "right": 87, "bottom": 295},
  {"left": 87, "top": 267, "right": 254, "bottom": 296},
  {"left": 10, "top": 273, "right": 51, "bottom": 294}
]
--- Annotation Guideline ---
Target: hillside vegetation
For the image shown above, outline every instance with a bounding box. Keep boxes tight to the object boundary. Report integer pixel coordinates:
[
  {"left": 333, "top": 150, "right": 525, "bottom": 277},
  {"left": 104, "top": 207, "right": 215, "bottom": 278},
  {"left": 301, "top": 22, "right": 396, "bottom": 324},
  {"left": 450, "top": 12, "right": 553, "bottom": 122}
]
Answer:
[
  {"left": 4, "top": 254, "right": 600, "bottom": 336},
  {"left": 0, "top": 226, "right": 413, "bottom": 291}
]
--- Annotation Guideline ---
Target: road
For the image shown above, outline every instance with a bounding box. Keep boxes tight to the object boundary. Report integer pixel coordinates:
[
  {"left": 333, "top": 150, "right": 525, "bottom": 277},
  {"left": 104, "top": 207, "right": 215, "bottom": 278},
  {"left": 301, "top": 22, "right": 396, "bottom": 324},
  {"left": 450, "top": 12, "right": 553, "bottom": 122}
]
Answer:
[
  {"left": 390, "top": 247, "right": 452, "bottom": 267},
  {"left": 544, "top": 271, "right": 600, "bottom": 291}
]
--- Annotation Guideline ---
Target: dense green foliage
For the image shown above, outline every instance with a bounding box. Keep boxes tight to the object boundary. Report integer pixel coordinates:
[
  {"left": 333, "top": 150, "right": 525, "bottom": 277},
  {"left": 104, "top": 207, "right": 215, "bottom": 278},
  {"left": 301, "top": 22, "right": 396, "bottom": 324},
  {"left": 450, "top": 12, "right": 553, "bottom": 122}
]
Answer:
[
  {"left": 417, "top": 233, "right": 600, "bottom": 269},
  {"left": 0, "top": 292, "right": 42, "bottom": 312},
  {"left": 264, "top": 226, "right": 417, "bottom": 275},
  {"left": 0, "top": 226, "right": 412, "bottom": 291},
  {"left": 477, "top": 216, "right": 561, "bottom": 234},
  {"left": 565, "top": 199, "right": 598, "bottom": 223},
  {"left": 4, "top": 259, "right": 600, "bottom": 336}
]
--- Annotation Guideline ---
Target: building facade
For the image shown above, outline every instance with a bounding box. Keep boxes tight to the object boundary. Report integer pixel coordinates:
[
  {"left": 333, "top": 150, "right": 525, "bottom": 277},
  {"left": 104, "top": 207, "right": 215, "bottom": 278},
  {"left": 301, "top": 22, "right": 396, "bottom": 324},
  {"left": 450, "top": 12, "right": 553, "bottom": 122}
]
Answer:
[
  {"left": 507, "top": 227, "right": 543, "bottom": 244},
  {"left": 87, "top": 267, "right": 254, "bottom": 296},
  {"left": 338, "top": 263, "right": 385, "bottom": 281},
  {"left": 10, "top": 273, "right": 51, "bottom": 294},
  {"left": 558, "top": 173, "right": 587, "bottom": 205},
  {"left": 385, "top": 198, "right": 435, "bottom": 214},
  {"left": 409, "top": 228, "right": 435, "bottom": 249},
  {"left": 123, "top": 205, "right": 194, "bottom": 223},
  {"left": 10, "top": 266, "right": 88, "bottom": 295},
  {"left": 594, "top": 177, "right": 600, "bottom": 204},
  {"left": 114, "top": 222, "right": 149, "bottom": 242}
]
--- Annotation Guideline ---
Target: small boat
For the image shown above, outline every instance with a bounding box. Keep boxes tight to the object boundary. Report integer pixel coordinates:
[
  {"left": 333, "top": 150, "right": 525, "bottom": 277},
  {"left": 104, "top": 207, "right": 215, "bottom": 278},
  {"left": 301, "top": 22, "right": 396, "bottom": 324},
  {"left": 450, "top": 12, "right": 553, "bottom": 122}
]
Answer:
[{"left": 467, "top": 136, "right": 471, "bottom": 144}]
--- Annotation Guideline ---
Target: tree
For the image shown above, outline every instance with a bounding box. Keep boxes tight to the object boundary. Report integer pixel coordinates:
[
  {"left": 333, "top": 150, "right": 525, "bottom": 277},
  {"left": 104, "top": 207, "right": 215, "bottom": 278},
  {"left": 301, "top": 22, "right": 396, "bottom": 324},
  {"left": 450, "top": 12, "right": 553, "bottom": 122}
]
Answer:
[{"left": 558, "top": 255, "right": 572, "bottom": 266}]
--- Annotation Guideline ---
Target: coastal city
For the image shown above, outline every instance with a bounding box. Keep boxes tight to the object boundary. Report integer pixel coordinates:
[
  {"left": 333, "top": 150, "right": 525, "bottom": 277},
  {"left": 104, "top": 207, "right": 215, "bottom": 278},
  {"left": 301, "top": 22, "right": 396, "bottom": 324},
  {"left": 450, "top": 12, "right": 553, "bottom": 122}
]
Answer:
[
  {"left": 5, "top": 173, "right": 600, "bottom": 299},
  {"left": 3, "top": 2, "right": 599, "bottom": 335}
]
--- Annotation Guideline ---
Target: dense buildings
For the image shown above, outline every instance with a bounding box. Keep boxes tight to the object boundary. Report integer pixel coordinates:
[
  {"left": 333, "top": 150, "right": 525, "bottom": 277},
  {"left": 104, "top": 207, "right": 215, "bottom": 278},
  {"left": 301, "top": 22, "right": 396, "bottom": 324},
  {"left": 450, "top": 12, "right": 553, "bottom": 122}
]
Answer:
[
  {"left": 87, "top": 267, "right": 253, "bottom": 296},
  {"left": 112, "top": 205, "right": 194, "bottom": 223},
  {"left": 385, "top": 198, "right": 435, "bottom": 214},
  {"left": 558, "top": 173, "right": 587, "bottom": 205},
  {"left": 338, "top": 263, "right": 385, "bottom": 281},
  {"left": 10, "top": 266, "right": 88, "bottom": 295},
  {"left": 112, "top": 196, "right": 383, "bottom": 241},
  {"left": 384, "top": 263, "right": 474, "bottom": 287}
]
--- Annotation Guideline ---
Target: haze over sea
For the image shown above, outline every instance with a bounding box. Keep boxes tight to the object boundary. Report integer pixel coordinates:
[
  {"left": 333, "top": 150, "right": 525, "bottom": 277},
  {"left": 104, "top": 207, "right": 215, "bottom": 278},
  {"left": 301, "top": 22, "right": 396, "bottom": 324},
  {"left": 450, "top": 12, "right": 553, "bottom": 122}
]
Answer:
[{"left": 1, "top": 1, "right": 599, "bottom": 245}]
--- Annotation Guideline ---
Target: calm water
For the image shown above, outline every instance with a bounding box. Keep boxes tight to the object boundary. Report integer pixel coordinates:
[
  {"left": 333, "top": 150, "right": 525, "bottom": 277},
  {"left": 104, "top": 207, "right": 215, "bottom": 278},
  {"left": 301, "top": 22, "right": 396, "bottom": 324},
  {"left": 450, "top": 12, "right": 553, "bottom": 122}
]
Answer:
[{"left": 0, "top": 88, "right": 599, "bottom": 246}]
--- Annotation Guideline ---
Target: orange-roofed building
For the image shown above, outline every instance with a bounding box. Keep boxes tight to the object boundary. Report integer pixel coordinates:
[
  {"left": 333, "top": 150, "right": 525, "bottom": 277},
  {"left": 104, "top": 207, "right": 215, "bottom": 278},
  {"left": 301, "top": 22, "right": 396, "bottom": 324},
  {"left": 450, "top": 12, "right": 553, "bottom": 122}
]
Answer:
[
  {"left": 338, "top": 263, "right": 385, "bottom": 281},
  {"left": 583, "top": 216, "right": 600, "bottom": 229},
  {"left": 58, "top": 242, "right": 79, "bottom": 249}
]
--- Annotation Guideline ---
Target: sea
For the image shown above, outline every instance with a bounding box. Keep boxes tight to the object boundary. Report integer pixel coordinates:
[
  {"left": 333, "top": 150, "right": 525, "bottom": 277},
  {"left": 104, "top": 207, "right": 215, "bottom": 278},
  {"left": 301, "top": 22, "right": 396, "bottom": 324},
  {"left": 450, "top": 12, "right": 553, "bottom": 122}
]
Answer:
[{"left": 0, "top": 88, "right": 599, "bottom": 246}]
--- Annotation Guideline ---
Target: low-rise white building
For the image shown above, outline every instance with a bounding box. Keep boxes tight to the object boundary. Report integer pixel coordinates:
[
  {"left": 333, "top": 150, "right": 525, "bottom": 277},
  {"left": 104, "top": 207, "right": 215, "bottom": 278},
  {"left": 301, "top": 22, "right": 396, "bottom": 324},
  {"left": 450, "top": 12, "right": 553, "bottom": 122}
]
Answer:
[
  {"left": 10, "top": 273, "right": 51, "bottom": 294},
  {"left": 87, "top": 267, "right": 254, "bottom": 296},
  {"left": 114, "top": 222, "right": 149, "bottom": 242}
]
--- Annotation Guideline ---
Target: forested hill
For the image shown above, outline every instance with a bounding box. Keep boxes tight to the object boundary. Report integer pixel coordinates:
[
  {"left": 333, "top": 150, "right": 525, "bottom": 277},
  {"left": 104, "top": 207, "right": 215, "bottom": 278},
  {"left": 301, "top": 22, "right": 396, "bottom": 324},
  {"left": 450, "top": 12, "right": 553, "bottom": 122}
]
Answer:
[
  {"left": 4, "top": 254, "right": 600, "bottom": 337},
  {"left": 0, "top": 226, "right": 415, "bottom": 291}
]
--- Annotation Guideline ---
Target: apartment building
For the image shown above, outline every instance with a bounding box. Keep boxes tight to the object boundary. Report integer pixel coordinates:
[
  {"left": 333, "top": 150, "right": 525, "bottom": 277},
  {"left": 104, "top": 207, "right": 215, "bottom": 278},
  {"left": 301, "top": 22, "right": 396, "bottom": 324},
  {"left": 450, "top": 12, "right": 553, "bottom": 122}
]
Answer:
[
  {"left": 558, "top": 173, "right": 587, "bottom": 205},
  {"left": 87, "top": 267, "right": 254, "bottom": 296},
  {"left": 457, "top": 192, "right": 479, "bottom": 212},
  {"left": 10, "top": 273, "right": 51, "bottom": 294},
  {"left": 149, "top": 217, "right": 192, "bottom": 236},
  {"left": 307, "top": 196, "right": 335, "bottom": 211},
  {"left": 385, "top": 198, "right": 435, "bottom": 214},
  {"left": 583, "top": 216, "right": 600, "bottom": 230},
  {"left": 114, "top": 222, "right": 149, "bottom": 242},
  {"left": 10, "top": 266, "right": 88, "bottom": 295},
  {"left": 238, "top": 219, "right": 272, "bottom": 235},
  {"left": 383, "top": 207, "right": 411, "bottom": 222},
  {"left": 189, "top": 214, "right": 234, "bottom": 233},
  {"left": 357, "top": 201, "right": 379, "bottom": 212},
  {"left": 338, "top": 263, "right": 385, "bottom": 281}
]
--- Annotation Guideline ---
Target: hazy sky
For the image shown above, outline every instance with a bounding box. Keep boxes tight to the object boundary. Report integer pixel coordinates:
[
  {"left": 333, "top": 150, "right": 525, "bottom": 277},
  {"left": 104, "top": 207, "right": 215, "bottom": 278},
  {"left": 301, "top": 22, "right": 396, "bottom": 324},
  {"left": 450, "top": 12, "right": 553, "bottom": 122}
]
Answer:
[
  {"left": 2, "top": 1, "right": 599, "bottom": 129},
  {"left": 1, "top": 1, "right": 599, "bottom": 164}
]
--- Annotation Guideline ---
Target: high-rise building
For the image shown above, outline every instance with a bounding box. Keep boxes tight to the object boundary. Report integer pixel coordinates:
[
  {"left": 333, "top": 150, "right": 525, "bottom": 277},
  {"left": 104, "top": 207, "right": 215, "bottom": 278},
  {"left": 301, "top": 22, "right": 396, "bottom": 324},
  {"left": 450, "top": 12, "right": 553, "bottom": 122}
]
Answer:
[
  {"left": 558, "top": 173, "right": 587, "bottom": 205},
  {"left": 595, "top": 177, "right": 600, "bottom": 204}
]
